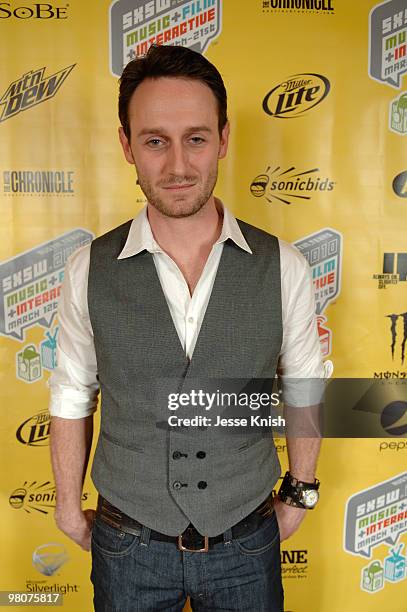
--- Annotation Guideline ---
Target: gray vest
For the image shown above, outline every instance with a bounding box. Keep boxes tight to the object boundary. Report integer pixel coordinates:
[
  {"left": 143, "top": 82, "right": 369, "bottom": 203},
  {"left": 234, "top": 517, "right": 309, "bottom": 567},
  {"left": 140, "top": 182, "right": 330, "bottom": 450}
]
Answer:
[{"left": 88, "top": 218, "right": 282, "bottom": 536}]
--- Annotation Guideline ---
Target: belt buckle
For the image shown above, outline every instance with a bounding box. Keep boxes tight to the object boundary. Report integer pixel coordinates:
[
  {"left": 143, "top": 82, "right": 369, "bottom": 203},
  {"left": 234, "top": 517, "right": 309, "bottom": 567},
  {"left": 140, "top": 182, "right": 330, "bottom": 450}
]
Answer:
[{"left": 177, "top": 533, "right": 209, "bottom": 553}]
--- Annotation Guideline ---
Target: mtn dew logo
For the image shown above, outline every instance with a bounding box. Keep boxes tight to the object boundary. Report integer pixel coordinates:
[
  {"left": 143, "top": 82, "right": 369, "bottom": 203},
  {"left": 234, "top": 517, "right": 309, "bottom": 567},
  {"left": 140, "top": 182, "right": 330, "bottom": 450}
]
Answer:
[
  {"left": 0, "top": 65, "right": 75, "bottom": 123},
  {"left": 109, "top": 0, "right": 222, "bottom": 76}
]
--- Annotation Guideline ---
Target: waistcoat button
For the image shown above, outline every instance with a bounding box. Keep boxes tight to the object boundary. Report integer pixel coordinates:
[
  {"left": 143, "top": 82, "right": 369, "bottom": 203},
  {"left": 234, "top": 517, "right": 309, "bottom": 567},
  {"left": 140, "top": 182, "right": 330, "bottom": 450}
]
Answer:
[
  {"left": 173, "top": 451, "right": 182, "bottom": 460},
  {"left": 173, "top": 481, "right": 182, "bottom": 490},
  {"left": 197, "top": 481, "right": 207, "bottom": 489},
  {"left": 196, "top": 451, "right": 206, "bottom": 459}
]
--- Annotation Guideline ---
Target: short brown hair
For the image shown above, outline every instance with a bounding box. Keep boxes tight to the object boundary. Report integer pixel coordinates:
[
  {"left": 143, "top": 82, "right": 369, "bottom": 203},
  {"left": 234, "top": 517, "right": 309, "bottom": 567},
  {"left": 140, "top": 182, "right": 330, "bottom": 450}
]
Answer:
[{"left": 118, "top": 45, "right": 228, "bottom": 138}]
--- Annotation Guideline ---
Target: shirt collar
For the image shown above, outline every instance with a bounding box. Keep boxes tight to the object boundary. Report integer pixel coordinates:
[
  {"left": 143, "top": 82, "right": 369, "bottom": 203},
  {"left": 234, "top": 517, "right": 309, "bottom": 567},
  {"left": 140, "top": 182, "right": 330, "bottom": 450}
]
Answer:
[{"left": 117, "top": 198, "right": 252, "bottom": 259}]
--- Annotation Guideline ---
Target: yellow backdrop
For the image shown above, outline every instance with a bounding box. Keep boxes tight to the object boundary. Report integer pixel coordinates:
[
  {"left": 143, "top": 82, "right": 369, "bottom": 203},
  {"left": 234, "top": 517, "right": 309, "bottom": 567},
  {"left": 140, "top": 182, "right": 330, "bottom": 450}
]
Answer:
[{"left": 1, "top": 0, "right": 406, "bottom": 610}]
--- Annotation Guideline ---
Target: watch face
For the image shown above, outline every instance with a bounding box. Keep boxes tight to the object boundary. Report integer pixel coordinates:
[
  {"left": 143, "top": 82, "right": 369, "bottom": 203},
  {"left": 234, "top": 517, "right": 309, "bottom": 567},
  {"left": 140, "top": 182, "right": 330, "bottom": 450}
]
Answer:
[{"left": 301, "top": 489, "right": 319, "bottom": 508}]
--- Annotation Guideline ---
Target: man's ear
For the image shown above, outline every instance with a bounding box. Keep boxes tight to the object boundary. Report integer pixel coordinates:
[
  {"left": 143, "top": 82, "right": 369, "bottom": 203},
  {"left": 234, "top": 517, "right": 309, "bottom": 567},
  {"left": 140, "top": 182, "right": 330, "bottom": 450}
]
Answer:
[
  {"left": 218, "top": 121, "right": 230, "bottom": 160},
  {"left": 118, "top": 126, "right": 135, "bottom": 165}
]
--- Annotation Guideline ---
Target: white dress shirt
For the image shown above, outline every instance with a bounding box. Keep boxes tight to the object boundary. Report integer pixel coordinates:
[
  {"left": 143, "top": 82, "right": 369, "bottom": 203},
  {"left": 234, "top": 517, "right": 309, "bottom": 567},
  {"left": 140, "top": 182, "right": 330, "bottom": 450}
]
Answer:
[{"left": 49, "top": 202, "right": 331, "bottom": 418}]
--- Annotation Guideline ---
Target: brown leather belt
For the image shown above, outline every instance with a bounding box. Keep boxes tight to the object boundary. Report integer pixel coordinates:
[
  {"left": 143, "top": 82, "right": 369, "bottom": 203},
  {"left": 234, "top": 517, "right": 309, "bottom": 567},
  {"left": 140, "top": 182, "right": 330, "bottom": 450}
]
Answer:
[{"left": 96, "top": 493, "right": 275, "bottom": 553}]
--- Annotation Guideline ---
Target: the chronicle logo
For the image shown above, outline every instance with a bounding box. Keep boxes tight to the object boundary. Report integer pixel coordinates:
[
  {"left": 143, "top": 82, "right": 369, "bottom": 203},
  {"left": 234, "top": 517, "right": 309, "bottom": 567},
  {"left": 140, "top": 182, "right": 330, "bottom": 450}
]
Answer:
[
  {"left": 263, "top": 74, "right": 330, "bottom": 118},
  {"left": 262, "top": 0, "right": 334, "bottom": 14},
  {"left": 109, "top": 0, "right": 222, "bottom": 77},
  {"left": 0, "top": 3, "right": 68, "bottom": 18},
  {"left": 9, "top": 481, "right": 89, "bottom": 513},
  {"left": 250, "top": 166, "right": 335, "bottom": 205},
  {"left": 3, "top": 170, "right": 74, "bottom": 196},
  {"left": 393, "top": 170, "right": 407, "bottom": 197},
  {"left": 0, "top": 64, "right": 75, "bottom": 123},
  {"left": 369, "top": 0, "right": 407, "bottom": 90},
  {"left": 16, "top": 411, "right": 50, "bottom": 446}
]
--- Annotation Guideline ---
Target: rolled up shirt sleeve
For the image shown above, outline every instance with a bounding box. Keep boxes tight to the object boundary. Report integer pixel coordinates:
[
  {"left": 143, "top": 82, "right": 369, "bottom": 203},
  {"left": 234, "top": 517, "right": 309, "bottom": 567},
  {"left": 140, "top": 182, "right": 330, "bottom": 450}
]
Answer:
[
  {"left": 278, "top": 240, "right": 333, "bottom": 407},
  {"left": 48, "top": 244, "right": 99, "bottom": 418}
]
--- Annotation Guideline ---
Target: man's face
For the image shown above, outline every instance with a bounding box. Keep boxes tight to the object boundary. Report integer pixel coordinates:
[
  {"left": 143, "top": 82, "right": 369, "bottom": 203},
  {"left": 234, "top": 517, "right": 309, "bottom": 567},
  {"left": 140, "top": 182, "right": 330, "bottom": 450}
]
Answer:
[{"left": 119, "top": 76, "right": 229, "bottom": 218}]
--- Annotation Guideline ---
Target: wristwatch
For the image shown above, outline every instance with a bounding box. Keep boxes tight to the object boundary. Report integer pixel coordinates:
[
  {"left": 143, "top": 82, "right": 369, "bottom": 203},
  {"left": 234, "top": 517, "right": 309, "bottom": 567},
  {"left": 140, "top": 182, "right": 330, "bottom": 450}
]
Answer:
[{"left": 278, "top": 471, "right": 320, "bottom": 509}]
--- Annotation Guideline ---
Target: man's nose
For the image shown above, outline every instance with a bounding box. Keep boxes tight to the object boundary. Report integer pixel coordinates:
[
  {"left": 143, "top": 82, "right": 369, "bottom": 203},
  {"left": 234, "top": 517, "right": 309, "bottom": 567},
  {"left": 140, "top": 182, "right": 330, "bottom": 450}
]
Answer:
[{"left": 165, "top": 142, "right": 189, "bottom": 176}]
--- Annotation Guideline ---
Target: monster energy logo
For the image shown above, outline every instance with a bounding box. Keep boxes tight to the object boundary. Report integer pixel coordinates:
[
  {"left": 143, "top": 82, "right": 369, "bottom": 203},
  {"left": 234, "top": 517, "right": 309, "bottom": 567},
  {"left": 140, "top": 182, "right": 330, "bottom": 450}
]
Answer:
[{"left": 387, "top": 312, "right": 407, "bottom": 363}]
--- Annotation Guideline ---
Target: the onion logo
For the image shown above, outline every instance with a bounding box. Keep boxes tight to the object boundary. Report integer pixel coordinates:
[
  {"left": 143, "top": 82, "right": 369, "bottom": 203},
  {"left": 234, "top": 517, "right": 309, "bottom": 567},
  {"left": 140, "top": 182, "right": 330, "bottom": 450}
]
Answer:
[{"left": 263, "top": 74, "right": 330, "bottom": 118}]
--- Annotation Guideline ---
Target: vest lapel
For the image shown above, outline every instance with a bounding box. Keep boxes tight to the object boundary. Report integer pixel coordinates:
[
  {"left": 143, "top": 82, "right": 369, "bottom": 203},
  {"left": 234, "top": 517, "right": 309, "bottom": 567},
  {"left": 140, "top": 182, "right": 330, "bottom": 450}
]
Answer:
[
  {"left": 185, "top": 239, "right": 251, "bottom": 378},
  {"left": 127, "top": 250, "right": 189, "bottom": 371}
]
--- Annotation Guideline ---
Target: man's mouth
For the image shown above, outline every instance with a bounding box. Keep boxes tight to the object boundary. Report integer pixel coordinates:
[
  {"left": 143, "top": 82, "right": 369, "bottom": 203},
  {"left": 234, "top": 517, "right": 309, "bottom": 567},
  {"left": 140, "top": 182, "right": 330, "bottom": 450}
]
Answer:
[{"left": 162, "top": 183, "right": 196, "bottom": 191}]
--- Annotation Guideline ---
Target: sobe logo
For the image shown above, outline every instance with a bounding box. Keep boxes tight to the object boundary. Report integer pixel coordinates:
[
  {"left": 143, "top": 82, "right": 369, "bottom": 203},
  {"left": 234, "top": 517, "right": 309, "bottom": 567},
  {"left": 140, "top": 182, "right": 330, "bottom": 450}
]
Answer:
[
  {"left": 0, "top": 2, "right": 68, "bottom": 18},
  {"left": 262, "top": 73, "right": 330, "bottom": 118},
  {"left": 109, "top": 0, "right": 222, "bottom": 77},
  {"left": 0, "top": 65, "right": 75, "bottom": 123}
]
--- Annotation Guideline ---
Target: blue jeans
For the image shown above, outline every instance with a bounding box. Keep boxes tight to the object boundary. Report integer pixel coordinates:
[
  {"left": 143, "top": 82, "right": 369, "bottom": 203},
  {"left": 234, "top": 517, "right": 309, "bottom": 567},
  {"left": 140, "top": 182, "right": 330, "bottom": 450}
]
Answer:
[{"left": 90, "top": 511, "right": 284, "bottom": 611}]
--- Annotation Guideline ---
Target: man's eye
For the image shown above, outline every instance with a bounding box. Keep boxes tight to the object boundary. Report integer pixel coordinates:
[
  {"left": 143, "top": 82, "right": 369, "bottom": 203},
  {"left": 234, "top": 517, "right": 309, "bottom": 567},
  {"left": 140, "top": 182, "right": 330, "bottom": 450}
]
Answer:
[
  {"left": 190, "top": 136, "right": 205, "bottom": 144},
  {"left": 147, "top": 138, "right": 164, "bottom": 147}
]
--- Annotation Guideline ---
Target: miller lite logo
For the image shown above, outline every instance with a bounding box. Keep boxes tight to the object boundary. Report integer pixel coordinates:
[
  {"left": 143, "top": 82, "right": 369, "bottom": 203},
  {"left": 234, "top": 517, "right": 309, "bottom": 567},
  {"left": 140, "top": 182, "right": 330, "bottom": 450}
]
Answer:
[
  {"left": 16, "top": 411, "right": 50, "bottom": 446},
  {"left": 262, "top": 73, "right": 330, "bottom": 118}
]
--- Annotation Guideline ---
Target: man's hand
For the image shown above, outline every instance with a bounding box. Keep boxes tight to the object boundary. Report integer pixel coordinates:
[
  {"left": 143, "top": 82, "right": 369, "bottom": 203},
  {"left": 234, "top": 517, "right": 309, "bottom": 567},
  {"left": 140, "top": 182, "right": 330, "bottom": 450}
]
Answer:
[
  {"left": 55, "top": 508, "right": 95, "bottom": 551},
  {"left": 273, "top": 496, "right": 306, "bottom": 541}
]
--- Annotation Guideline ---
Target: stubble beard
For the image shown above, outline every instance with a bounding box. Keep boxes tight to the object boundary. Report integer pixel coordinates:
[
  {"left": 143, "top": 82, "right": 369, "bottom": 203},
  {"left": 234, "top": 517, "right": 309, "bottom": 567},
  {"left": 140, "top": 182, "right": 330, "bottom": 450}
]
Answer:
[{"left": 137, "top": 168, "right": 219, "bottom": 219}]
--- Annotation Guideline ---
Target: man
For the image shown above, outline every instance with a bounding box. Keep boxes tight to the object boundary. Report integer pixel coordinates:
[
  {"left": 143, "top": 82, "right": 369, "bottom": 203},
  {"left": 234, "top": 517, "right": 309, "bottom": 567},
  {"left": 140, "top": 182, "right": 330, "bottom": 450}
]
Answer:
[{"left": 49, "top": 45, "right": 326, "bottom": 611}]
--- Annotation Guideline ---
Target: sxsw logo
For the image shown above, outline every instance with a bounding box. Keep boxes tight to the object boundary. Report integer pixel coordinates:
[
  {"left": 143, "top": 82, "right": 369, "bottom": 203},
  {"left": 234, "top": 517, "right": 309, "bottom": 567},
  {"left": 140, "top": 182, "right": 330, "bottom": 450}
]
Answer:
[
  {"left": 0, "top": 64, "right": 75, "bottom": 123},
  {"left": 109, "top": 0, "right": 222, "bottom": 77},
  {"left": 369, "top": 0, "right": 407, "bottom": 89}
]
